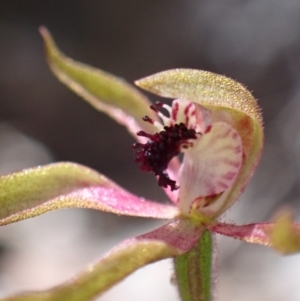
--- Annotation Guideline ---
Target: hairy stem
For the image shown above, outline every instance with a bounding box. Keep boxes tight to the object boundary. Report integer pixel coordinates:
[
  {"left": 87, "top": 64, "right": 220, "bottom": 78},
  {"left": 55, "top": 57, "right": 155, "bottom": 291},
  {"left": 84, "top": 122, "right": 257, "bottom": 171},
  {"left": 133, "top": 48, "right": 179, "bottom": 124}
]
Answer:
[{"left": 174, "top": 230, "right": 213, "bottom": 301}]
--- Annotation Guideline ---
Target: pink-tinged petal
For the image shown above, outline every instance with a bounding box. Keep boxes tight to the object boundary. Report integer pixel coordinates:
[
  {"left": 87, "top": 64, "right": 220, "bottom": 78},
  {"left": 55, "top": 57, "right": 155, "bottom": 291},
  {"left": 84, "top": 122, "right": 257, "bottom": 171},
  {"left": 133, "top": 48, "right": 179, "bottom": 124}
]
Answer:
[
  {"left": 207, "top": 109, "right": 263, "bottom": 217},
  {"left": 49, "top": 185, "right": 179, "bottom": 220},
  {"left": 178, "top": 121, "right": 242, "bottom": 215},
  {"left": 138, "top": 218, "right": 204, "bottom": 252},
  {"left": 2, "top": 220, "right": 203, "bottom": 301},
  {"left": 209, "top": 222, "right": 271, "bottom": 246},
  {"left": 0, "top": 162, "right": 178, "bottom": 225},
  {"left": 40, "top": 27, "right": 158, "bottom": 140},
  {"left": 136, "top": 69, "right": 264, "bottom": 217},
  {"left": 210, "top": 218, "right": 300, "bottom": 255}
]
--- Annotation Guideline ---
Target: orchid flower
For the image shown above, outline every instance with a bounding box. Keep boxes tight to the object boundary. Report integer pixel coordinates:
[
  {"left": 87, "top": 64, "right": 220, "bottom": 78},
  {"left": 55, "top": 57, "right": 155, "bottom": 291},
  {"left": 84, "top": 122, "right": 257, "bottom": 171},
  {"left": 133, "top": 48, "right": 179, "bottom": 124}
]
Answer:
[{"left": 1, "top": 28, "right": 300, "bottom": 301}]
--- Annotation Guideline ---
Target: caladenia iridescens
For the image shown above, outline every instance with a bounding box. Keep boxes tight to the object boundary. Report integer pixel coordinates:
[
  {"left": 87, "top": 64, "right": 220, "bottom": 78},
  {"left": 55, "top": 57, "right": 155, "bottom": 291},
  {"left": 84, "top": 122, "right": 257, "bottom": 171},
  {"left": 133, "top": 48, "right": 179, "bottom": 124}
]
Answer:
[{"left": 0, "top": 28, "right": 300, "bottom": 301}]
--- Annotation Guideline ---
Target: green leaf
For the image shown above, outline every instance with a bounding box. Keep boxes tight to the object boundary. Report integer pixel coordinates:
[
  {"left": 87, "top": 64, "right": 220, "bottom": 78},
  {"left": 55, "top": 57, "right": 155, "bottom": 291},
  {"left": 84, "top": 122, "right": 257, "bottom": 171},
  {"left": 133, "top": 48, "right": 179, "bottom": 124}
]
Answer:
[
  {"left": 174, "top": 230, "right": 214, "bottom": 301},
  {"left": 39, "top": 27, "right": 156, "bottom": 136},
  {"left": 2, "top": 238, "right": 182, "bottom": 301}
]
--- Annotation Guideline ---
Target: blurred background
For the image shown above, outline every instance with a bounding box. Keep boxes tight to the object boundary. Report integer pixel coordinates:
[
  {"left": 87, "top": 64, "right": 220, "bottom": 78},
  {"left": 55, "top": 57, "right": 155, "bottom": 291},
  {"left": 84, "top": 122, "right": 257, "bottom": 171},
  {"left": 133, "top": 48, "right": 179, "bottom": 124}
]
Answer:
[{"left": 1, "top": 1, "right": 300, "bottom": 300}]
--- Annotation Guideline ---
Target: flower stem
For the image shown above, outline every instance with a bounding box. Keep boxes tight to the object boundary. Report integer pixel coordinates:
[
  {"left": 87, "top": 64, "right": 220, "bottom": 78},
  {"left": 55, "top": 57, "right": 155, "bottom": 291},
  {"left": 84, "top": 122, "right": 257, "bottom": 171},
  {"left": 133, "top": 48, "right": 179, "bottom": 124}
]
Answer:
[{"left": 174, "top": 230, "right": 213, "bottom": 301}]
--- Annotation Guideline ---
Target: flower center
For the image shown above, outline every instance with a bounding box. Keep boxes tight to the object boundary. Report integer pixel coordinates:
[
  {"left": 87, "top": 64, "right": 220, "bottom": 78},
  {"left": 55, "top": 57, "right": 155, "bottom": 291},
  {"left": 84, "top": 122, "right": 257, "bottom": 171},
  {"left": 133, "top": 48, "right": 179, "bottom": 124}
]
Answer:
[{"left": 133, "top": 100, "right": 199, "bottom": 191}]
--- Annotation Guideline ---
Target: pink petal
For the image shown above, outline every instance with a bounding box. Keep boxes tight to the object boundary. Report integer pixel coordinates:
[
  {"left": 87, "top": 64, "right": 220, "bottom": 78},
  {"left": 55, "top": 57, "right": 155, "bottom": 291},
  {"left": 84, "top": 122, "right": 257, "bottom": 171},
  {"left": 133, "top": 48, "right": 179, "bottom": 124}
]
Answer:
[
  {"left": 0, "top": 162, "right": 178, "bottom": 225},
  {"left": 210, "top": 219, "right": 300, "bottom": 254},
  {"left": 209, "top": 222, "right": 272, "bottom": 246},
  {"left": 178, "top": 121, "right": 243, "bottom": 215},
  {"left": 56, "top": 185, "right": 179, "bottom": 219}
]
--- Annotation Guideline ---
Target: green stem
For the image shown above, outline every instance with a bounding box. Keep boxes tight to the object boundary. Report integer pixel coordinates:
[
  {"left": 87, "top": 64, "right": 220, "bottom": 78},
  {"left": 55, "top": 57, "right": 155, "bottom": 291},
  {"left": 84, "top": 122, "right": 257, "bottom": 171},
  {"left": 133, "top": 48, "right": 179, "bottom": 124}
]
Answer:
[{"left": 174, "top": 230, "right": 214, "bottom": 301}]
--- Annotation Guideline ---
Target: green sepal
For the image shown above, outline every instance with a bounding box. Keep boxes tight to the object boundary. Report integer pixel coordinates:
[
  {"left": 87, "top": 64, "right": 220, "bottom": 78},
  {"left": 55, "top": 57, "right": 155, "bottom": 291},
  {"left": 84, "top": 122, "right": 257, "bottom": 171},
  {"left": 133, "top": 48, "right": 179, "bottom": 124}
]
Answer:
[{"left": 174, "top": 230, "right": 214, "bottom": 301}]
